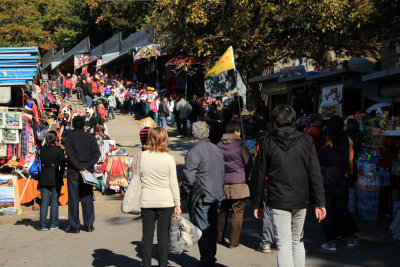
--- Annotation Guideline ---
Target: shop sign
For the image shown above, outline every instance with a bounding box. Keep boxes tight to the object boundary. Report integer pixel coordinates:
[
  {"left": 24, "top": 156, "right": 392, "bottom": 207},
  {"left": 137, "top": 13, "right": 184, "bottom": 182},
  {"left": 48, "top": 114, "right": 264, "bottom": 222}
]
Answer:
[
  {"left": 96, "top": 59, "right": 103, "bottom": 69},
  {"left": 320, "top": 84, "right": 343, "bottom": 107},
  {"left": 74, "top": 53, "right": 91, "bottom": 70}
]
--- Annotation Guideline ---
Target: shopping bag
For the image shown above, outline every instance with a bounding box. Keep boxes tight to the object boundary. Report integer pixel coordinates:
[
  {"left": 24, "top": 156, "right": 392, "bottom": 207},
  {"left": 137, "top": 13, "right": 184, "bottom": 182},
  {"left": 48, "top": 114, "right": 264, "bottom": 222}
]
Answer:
[
  {"left": 121, "top": 175, "right": 142, "bottom": 214},
  {"left": 29, "top": 150, "right": 41, "bottom": 179},
  {"left": 121, "top": 151, "right": 142, "bottom": 215},
  {"left": 169, "top": 216, "right": 202, "bottom": 254}
]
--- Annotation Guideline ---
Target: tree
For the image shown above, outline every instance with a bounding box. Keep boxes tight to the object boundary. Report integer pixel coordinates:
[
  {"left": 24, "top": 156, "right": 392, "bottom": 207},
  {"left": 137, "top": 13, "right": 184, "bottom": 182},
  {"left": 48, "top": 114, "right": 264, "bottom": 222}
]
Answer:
[
  {"left": 0, "top": 0, "right": 154, "bottom": 53},
  {"left": 85, "top": 0, "right": 154, "bottom": 46},
  {"left": 146, "top": 0, "right": 378, "bottom": 79},
  {"left": 0, "top": 0, "right": 53, "bottom": 49}
]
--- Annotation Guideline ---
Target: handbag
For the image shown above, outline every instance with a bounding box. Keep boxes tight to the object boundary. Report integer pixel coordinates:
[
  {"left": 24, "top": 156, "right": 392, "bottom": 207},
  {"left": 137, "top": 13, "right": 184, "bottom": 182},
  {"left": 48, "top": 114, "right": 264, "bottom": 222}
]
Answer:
[
  {"left": 121, "top": 151, "right": 142, "bottom": 215},
  {"left": 29, "top": 150, "right": 41, "bottom": 179},
  {"left": 169, "top": 216, "right": 202, "bottom": 254}
]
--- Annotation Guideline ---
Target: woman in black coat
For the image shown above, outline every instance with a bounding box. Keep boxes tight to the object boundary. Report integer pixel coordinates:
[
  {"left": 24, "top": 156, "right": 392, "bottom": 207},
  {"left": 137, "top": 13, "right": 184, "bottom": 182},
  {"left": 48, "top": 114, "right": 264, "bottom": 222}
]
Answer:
[
  {"left": 38, "top": 131, "right": 65, "bottom": 231},
  {"left": 318, "top": 116, "right": 358, "bottom": 250}
]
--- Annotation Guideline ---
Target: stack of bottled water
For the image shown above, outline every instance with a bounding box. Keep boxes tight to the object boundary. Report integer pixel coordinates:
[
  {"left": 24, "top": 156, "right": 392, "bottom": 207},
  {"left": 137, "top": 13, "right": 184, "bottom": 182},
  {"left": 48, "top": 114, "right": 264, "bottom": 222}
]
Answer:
[{"left": 356, "top": 159, "right": 381, "bottom": 220}]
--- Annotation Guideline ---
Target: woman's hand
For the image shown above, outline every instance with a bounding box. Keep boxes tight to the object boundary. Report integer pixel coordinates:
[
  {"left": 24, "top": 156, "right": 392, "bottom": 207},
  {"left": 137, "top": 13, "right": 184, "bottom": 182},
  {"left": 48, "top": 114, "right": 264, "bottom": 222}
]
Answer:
[{"left": 174, "top": 206, "right": 182, "bottom": 217}]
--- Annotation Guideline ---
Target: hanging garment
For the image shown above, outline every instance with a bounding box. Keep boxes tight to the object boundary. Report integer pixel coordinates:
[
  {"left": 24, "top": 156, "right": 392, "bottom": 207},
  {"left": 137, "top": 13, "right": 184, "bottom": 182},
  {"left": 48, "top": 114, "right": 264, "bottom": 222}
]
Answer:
[
  {"left": 98, "top": 140, "right": 115, "bottom": 163},
  {"left": 106, "top": 155, "right": 130, "bottom": 187}
]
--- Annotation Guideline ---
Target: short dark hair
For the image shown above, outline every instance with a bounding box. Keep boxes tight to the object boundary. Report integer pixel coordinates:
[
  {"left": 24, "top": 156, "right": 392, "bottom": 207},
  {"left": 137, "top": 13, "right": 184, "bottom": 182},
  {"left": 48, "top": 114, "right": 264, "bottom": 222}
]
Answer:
[
  {"left": 224, "top": 121, "right": 241, "bottom": 134},
  {"left": 73, "top": 115, "right": 85, "bottom": 129},
  {"left": 310, "top": 113, "right": 322, "bottom": 124},
  {"left": 272, "top": 105, "right": 296, "bottom": 127}
]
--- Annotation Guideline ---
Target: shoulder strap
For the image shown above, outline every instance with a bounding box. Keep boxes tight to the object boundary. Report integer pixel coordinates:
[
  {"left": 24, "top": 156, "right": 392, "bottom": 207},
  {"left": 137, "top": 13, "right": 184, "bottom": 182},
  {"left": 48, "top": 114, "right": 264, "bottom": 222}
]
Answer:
[{"left": 135, "top": 151, "right": 142, "bottom": 176}]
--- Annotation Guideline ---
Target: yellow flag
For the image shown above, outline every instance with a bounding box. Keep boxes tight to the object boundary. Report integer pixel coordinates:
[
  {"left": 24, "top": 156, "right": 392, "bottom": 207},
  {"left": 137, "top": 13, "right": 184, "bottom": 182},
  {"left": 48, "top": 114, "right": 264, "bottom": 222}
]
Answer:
[{"left": 205, "top": 46, "right": 235, "bottom": 77}]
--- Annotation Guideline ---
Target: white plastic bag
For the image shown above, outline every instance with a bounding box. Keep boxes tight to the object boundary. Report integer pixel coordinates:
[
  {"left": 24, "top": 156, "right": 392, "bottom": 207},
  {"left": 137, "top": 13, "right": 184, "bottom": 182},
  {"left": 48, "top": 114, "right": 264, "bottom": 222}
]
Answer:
[{"left": 169, "top": 216, "right": 202, "bottom": 254}]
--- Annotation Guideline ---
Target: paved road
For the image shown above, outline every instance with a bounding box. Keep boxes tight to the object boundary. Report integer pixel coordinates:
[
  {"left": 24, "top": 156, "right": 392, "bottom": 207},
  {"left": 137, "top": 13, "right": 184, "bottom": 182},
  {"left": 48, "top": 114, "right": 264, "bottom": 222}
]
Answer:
[{"left": 1, "top": 111, "right": 399, "bottom": 266}]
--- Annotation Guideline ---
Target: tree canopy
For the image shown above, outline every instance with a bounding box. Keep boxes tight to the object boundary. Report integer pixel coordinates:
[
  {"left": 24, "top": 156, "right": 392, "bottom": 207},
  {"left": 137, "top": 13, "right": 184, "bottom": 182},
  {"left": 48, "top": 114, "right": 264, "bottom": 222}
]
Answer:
[
  {"left": 0, "top": 0, "right": 153, "bottom": 52},
  {"left": 146, "top": 0, "right": 384, "bottom": 77}
]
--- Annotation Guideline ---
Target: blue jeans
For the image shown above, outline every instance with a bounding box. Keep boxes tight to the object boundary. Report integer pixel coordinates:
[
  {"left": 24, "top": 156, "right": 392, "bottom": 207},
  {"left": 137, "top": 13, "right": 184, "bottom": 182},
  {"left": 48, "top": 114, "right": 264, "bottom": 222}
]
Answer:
[
  {"left": 261, "top": 187, "right": 275, "bottom": 246},
  {"left": 85, "top": 95, "right": 92, "bottom": 107},
  {"left": 39, "top": 186, "right": 60, "bottom": 229},
  {"left": 159, "top": 116, "right": 167, "bottom": 129},
  {"left": 107, "top": 107, "right": 115, "bottom": 119},
  {"left": 194, "top": 201, "right": 220, "bottom": 266}
]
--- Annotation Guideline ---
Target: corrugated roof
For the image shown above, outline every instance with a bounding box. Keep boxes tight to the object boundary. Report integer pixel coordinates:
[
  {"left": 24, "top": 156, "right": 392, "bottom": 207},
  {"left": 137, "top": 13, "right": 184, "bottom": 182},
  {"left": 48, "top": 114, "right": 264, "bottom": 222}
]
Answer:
[{"left": 0, "top": 46, "right": 39, "bottom": 85}]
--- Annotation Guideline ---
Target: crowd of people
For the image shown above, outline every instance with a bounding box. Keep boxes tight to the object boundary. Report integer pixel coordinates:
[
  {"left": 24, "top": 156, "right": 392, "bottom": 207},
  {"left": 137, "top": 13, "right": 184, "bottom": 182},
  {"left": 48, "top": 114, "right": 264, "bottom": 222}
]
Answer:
[
  {"left": 50, "top": 71, "right": 249, "bottom": 140},
  {"left": 135, "top": 105, "right": 359, "bottom": 267},
  {"left": 37, "top": 71, "right": 361, "bottom": 267}
]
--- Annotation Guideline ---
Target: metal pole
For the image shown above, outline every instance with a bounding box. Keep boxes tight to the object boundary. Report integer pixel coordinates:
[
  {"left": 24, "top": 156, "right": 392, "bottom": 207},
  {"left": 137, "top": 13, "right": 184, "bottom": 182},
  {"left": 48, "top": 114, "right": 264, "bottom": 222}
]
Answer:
[
  {"left": 238, "top": 93, "right": 245, "bottom": 140},
  {"left": 185, "top": 72, "right": 188, "bottom": 99},
  {"left": 17, "top": 171, "right": 31, "bottom": 204}
]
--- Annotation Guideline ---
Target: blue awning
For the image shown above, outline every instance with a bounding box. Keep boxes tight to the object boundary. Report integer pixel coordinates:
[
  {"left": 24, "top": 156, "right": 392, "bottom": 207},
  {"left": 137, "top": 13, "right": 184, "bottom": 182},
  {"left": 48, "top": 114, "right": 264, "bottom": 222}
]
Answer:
[{"left": 0, "top": 46, "right": 39, "bottom": 86}]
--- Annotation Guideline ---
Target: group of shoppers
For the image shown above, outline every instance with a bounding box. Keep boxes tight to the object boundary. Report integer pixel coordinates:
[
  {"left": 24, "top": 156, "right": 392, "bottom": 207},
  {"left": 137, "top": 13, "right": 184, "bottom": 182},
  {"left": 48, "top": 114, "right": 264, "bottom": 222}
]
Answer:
[
  {"left": 143, "top": 104, "right": 361, "bottom": 267},
  {"left": 37, "top": 115, "right": 101, "bottom": 234},
  {"left": 36, "top": 98, "right": 358, "bottom": 267}
]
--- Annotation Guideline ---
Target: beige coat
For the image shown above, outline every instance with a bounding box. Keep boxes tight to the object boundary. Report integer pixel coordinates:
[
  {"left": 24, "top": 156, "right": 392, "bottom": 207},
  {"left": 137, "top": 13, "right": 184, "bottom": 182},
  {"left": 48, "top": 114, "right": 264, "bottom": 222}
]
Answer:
[{"left": 140, "top": 151, "right": 180, "bottom": 208}]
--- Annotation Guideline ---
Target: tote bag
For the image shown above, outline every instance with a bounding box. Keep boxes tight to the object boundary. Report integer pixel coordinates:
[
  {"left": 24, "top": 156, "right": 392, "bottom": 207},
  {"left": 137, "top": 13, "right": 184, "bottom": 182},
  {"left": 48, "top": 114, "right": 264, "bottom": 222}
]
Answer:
[{"left": 121, "top": 151, "right": 142, "bottom": 215}]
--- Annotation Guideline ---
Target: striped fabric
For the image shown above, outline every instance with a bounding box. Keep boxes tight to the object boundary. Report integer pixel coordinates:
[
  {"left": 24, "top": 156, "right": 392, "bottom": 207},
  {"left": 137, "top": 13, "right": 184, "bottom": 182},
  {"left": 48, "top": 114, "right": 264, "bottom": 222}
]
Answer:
[{"left": 140, "top": 127, "right": 150, "bottom": 146}]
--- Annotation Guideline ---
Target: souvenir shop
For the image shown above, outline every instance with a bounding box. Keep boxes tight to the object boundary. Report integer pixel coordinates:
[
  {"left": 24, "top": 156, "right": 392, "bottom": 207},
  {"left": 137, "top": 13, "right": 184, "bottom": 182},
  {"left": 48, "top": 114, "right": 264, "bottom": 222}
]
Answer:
[
  {"left": 0, "top": 83, "right": 51, "bottom": 215},
  {"left": 358, "top": 67, "right": 400, "bottom": 239}
]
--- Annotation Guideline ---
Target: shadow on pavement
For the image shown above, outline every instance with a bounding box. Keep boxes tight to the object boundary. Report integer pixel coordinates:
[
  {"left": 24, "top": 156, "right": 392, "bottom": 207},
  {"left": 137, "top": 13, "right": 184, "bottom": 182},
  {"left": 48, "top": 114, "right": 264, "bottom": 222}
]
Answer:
[
  {"left": 131, "top": 241, "right": 228, "bottom": 267},
  {"left": 303, "top": 209, "right": 400, "bottom": 267},
  {"left": 14, "top": 218, "right": 69, "bottom": 230},
  {"left": 92, "top": 248, "right": 141, "bottom": 266}
]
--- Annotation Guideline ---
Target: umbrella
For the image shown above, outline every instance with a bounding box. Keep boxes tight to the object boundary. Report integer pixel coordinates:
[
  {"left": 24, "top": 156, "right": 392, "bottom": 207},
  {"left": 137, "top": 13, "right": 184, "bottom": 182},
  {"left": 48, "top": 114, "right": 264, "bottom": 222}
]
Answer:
[
  {"left": 139, "top": 117, "right": 158, "bottom": 128},
  {"left": 366, "top": 103, "right": 392, "bottom": 113},
  {"left": 165, "top": 55, "right": 208, "bottom": 67}
]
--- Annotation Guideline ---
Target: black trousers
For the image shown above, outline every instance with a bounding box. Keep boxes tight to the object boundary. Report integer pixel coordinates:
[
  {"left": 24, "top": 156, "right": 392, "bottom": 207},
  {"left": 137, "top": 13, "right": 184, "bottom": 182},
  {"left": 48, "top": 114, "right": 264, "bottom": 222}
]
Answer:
[
  {"left": 67, "top": 169, "right": 95, "bottom": 229},
  {"left": 141, "top": 207, "right": 174, "bottom": 267},
  {"left": 176, "top": 117, "right": 187, "bottom": 136},
  {"left": 323, "top": 186, "right": 357, "bottom": 242}
]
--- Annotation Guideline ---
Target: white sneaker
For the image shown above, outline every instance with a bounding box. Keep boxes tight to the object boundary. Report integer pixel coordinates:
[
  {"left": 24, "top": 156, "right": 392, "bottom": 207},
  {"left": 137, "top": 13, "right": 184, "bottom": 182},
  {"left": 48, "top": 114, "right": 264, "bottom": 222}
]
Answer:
[
  {"left": 321, "top": 242, "right": 336, "bottom": 251},
  {"left": 347, "top": 239, "right": 358, "bottom": 247},
  {"left": 176, "top": 135, "right": 184, "bottom": 138},
  {"left": 257, "top": 243, "right": 271, "bottom": 253},
  {"left": 49, "top": 226, "right": 59, "bottom": 230}
]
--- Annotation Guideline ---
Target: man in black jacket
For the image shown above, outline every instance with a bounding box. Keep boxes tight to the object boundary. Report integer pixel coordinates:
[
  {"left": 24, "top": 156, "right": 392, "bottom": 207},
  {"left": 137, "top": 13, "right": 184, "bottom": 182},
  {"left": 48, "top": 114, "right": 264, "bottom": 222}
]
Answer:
[
  {"left": 64, "top": 116, "right": 100, "bottom": 233},
  {"left": 250, "top": 105, "right": 326, "bottom": 267},
  {"left": 82, "top": 78, "right": 94, "bottom": 107},
  {"left": 158, "top": 96, "right": 169, "bottom": 129}
]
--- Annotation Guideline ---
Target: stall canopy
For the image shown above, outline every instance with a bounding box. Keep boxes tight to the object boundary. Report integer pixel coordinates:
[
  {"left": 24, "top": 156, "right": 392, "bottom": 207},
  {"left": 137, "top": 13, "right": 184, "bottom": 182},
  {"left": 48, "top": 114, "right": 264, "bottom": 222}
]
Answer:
[
  {"left": 0, "top": 47, "right": 39, "bottom": 86},
  {"left": 134, "top": 44, "right": 166, "bottom": 61}
]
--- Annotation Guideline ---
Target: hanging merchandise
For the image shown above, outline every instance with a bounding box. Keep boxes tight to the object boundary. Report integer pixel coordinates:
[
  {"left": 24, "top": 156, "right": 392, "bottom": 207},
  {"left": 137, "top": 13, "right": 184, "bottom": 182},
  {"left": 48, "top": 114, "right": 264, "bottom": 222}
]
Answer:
[
  {"left": 105, "top": 155, "right": 130, "bottom": 188},
  {"left": 98, "top": 140, "right": 116, "bottom": 163},
  {"left": 2, "top": 129, "right": 19, "bottom": 144},
  {"left": 4, "top": 112, "right": 23, "bottom": 129},
  {"left": 0, "top": 112, "right": 4, "bottom": 128}
]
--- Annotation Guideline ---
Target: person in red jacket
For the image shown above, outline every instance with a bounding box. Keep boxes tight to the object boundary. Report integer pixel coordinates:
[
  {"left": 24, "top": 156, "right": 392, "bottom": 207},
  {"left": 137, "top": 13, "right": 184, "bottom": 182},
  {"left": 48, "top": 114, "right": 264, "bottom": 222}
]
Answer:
[
  {"left": 90, "top": 77, "right": 99, "bottom": 97},
  {"left": 304, "top": 113, "right": 323, "bottom": 152},
  {"left": 65, "top": 73, "right": 73, "bottom": 98}
]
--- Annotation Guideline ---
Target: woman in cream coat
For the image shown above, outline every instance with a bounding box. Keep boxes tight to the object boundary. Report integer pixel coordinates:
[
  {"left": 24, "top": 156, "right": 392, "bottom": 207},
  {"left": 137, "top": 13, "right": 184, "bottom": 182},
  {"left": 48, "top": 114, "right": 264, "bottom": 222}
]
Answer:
[{"left": 140, "top": 126, "right": 181, "bottom": 267}]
